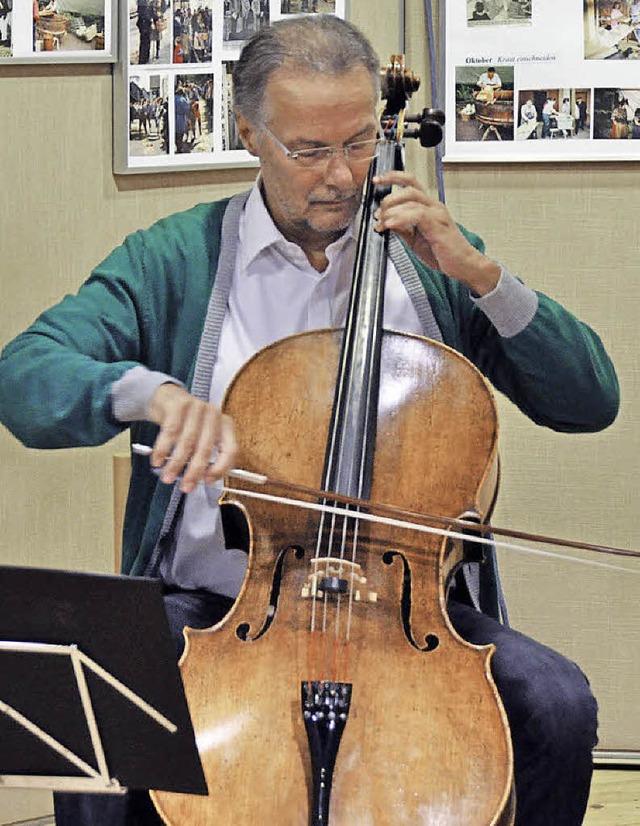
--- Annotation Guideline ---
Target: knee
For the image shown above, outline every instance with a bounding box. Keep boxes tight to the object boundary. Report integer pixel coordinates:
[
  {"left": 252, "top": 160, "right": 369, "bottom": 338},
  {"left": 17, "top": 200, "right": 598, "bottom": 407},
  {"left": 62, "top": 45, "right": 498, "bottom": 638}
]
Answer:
[
  {"left": 509, "top": 654, "right": 598, "bottom": 761},
  {"left": 539, "top": 661, "right": 598, "bottom": 754}
]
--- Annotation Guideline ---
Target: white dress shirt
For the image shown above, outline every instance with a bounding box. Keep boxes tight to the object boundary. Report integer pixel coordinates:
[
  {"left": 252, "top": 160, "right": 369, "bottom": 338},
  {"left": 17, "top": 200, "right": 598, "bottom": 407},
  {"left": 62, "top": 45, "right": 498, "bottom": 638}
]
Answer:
[{"left": 159, "top": 183, "right": 423, "bottom": 596}]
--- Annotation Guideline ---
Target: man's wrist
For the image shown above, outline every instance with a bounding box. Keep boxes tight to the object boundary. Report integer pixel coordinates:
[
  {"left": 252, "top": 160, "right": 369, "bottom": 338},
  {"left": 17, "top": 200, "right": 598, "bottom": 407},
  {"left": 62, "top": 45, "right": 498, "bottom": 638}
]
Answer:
[
  {"left": 464, "top": 256, "right": 502, "bottom": 297},
  {"left": 111, "top": 366, "right": 183, "bottom": 422}
]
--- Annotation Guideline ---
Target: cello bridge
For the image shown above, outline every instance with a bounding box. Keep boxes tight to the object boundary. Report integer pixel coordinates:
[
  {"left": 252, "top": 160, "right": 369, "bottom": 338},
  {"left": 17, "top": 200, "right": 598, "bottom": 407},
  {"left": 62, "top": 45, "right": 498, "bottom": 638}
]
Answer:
[{"left": 301, "top": 558, "right": 378, "bottom": 603}]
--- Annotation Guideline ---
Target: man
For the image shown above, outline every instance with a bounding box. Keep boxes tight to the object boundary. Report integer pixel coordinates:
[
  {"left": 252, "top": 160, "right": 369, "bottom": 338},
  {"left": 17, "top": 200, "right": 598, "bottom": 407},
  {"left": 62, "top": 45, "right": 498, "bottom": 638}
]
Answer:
[
  {"left": 520, "top": 97, "right": 538, "bottom": 138},
  {"left": 471, "top": 1, "right": 491, "bottom": 20},
  {"left": 576, "top": 96, "right": 588, "bottom": 132},
  {"left": 476, "top": 66, "right": 502, "bottom": 92},
  {"left": 475, "top": 66, "right": 502, "bottom": 102},
  {"left": 632, "top": 0, "right": 640, "bottom": 40},
  {"left": 136, "top": 0, "right": 157, "bottom": 65},
  {"left": 0, "top": 15, "right": 619, "bottom": 826},
  {"left": 541, "top": 96, "right": 558, "bottom": 138}
]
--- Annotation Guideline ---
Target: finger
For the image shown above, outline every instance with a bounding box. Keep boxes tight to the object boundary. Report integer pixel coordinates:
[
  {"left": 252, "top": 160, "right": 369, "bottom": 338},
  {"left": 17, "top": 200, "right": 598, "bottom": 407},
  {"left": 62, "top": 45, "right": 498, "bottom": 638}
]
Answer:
[
  {"left": 148, "top": 384, "right": 189, "bottom": 468},
  {"left": 179, "top": 406, "right": 227, "bottom": 493},
  {"left": 161, "top": 400, "right": 214, "bottom": 488},
  {"left": 376, "top": 202, "right": 427, "bottom": 237},
  {"left": 151, "top": 402, "right": 192, "bottom": 473},
  {"left": 373, "top": 170, "right": 421, "bottom": 190},
  {"left": 203, "top": 414, "right": 238, "bottom": 484}
]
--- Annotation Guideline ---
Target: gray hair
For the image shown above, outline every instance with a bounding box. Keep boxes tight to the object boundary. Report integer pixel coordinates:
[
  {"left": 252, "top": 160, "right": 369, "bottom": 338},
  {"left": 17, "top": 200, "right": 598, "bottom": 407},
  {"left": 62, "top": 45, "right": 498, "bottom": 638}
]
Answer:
[{"left": 232, "top": 15, "right": 380, "bottom": 125}]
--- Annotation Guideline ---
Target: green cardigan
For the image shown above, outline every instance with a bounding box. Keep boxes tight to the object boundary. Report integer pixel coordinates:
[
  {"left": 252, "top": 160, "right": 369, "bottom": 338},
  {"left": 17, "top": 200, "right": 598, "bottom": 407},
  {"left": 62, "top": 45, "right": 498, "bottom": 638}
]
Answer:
[{"left": 0, "top": 196, "right": 619, "bottom": 578}]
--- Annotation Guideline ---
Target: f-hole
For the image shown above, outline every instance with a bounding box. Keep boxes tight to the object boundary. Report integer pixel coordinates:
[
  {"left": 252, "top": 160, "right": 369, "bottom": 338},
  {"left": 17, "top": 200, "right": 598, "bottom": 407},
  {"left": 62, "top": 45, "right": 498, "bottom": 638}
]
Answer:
[{"left": 383, "top": 550, "right": 439, "bottom": 652}]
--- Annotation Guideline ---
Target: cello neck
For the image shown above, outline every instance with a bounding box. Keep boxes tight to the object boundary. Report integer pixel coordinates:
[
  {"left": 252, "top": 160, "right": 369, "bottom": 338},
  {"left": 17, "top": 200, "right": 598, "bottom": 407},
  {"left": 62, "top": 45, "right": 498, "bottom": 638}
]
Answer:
[{"left": 321, "top": 140, "right": 400, "bottom": 501}]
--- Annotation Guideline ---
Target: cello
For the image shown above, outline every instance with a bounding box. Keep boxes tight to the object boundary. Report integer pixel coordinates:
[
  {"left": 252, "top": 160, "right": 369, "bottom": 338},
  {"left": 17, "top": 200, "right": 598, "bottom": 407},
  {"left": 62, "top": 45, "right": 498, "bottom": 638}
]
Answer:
[{"left": 152, "top": 58, "right": 515, "bottom": 825}]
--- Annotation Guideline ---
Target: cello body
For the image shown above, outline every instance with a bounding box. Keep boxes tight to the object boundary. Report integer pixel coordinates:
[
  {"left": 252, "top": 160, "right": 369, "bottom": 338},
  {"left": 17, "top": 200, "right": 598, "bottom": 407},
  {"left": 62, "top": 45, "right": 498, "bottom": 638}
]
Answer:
[{"left": 152, "top": 329, "right": 515, "bottom": 825}]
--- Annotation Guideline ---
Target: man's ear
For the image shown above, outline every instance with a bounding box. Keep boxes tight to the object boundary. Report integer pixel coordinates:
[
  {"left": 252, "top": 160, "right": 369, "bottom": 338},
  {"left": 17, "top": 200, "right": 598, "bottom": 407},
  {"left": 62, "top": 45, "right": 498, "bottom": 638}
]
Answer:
[{"left": 235, "top": 112, "right": 261, "bottom": 157}]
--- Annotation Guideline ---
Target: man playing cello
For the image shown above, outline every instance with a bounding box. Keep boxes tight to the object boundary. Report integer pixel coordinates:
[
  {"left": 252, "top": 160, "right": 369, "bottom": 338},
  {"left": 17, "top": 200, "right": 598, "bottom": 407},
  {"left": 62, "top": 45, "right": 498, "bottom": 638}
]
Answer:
[{"left": 0, "top": 15, "right": 618, "bottom": 826}]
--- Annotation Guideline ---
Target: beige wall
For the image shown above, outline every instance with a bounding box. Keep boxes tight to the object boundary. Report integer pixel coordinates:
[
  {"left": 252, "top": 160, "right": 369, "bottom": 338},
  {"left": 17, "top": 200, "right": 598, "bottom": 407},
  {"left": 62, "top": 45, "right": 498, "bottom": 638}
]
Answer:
[{"left": 0, "top": 0, "right": 638, "bottom": 821}]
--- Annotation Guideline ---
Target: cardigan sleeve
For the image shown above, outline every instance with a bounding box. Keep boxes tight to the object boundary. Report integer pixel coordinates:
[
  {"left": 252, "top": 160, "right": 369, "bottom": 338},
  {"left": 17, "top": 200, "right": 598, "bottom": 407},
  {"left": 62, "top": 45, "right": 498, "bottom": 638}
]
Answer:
[
  {"left": 468, "top": 286, "right": 620, "bottom": 433},
  {"left": 0, "top": 204, "right": 220, "bottom": 449},
  {"left": 409, "top": 230, "right": 620, "bottom": 434},
  {"left": 0, "top": 240, "right": 151, "bottom": 448}
]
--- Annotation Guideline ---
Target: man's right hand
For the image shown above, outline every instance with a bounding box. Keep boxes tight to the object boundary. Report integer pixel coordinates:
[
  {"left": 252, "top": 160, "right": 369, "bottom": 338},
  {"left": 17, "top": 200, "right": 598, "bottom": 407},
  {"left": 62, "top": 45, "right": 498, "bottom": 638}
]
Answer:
[{"left": 146, "top": 383, "right": 238, "bottom": 493}]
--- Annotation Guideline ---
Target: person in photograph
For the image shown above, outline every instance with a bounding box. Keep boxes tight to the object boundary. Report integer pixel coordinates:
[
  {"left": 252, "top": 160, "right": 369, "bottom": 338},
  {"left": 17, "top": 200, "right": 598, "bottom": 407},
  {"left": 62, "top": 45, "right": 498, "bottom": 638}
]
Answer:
[
  {"left": 0, "top": 15, "right": 618, "bottom": 826},
  {"left": 475, "top": 66, "right": 502, "bottom": 102},
  {"left": 174, "top": 84, "right": 191, "bottom": 151},
  {"left": 136, "top": 0, "right": 157, "bottom": 65},
  {"left": 576, "top": 97, "right": 588, "bottom": 131},
  {"left": 161, "top": 96, "right": 169, "bottom": 150},
  {"left": 0, "top": 0, "right": 10, "bottom": 47},
  {"left": 32, "top": 0, "right": 39, "bottom": 48},
  {"left": 150, "top": 22, "right": 160, "bottom": 60},
  {"left": 193, "top": 11, "right": 208, "bottom": 61},
  {"left": 149, "top": 1, "right": 164, "bottom": 61},
  {"left": 609, "top": 1, "right": 624, "bottom": 27},
  {"left": 204, "top": 76, "right": 214, "bottom": 135},
  {"left": 541, "top": 96, "right": 559, "bottom": 138},
  {"left": 186, "top": 81, "right": 203, "bottom": 139},
  {"left": 560, "top": 97, "right": 573, "bottom": 137},
  {"left": 173, "top": 6, "right": 190, "bottom": 63},
  {"left": 223, "top": 62, "right": 244, "bottom": 149},
  {"left": 632, "top": 107, "right": 640, "bottom": 137},
  {"left": 173, "top": 34, "right": 184, "bottom": 62},
  {"left": 225, "top": 0, "right": 267, "bottom": 41},
  {"left": 623, "top": 97, "right": 634, "bottom": 130},
  {"left": 611, "top": 98, "right": 629, "bottom": 137},
  {"left": 471, "top": 1, "right": 491, "bottom": 20},
  {"left": 520, "top": 97, "right": 538, "bottom": 137},
  {"left": 631, "top": 0, "right": 640, "bottom": 39}
]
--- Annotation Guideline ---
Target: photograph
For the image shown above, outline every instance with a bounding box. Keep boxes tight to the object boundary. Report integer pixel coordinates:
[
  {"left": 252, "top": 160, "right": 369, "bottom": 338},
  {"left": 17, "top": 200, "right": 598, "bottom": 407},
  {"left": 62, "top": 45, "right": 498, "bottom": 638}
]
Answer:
[
  {"left": 174, "top": 73, "right": 215, "bottom": 153},
  {"left": 223, "top": 0, "right": 268, "bottom": 43},
  {"left": 33, "top": 0, "right": 107, "bottom": 54},
  {"left": 222, "top": 60, "right": 244, "bottom": 150},
  {"left": 173, "top": 0, "right": 214, "bottom": 64},
  {"left": 516, "top": 89, "right": 591, "bottom": 140},
  {"left": 467, "top": 0, "right": 532, "bottom": 27},
  {"left": 584, "top": 0, "right": 640, "bottom": 60},
  {"left": 129, "top": 73, "right": 169, "bottom": 156},
  {"left": 130, "top": 0, "right": 170, "bottom": 66},
  {"left": 280, "top": 0, "right": 335, "bottom": 13},
  {"left": 0, "top": 0, "right": 11, "bottom": 58},
  {"left": 455, "top": 64, "right": 515, "bottom": 141},
  {"left": 593, "top": 87, "right": 640, "bottom": 137}
]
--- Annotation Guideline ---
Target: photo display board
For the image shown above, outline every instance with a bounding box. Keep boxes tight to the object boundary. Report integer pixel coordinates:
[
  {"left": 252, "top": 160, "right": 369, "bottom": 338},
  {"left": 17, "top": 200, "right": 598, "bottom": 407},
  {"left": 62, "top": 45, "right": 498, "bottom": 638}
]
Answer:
[
  {"left": 0, "top": 0, "right": 115, "bottom": 63},
  {"left": 445, "top": 0, "right": 640, "bottom": 162},
  {"left": 113, "top": 0, "right": 346, "bottom": 173}
]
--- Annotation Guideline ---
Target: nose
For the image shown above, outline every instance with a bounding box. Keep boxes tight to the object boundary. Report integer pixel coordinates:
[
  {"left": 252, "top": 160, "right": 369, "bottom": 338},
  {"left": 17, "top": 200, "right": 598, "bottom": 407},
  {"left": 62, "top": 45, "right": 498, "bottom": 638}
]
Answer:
[{"left": 323, "top": 149, "right": 356, "bottom": 187}]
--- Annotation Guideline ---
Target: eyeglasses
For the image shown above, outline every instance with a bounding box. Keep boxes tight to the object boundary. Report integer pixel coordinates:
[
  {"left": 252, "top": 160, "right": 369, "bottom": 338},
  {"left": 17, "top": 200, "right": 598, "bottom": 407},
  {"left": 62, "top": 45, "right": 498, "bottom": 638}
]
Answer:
[{"left": 262, "top": 125, "right": 379, "bottom": 168}]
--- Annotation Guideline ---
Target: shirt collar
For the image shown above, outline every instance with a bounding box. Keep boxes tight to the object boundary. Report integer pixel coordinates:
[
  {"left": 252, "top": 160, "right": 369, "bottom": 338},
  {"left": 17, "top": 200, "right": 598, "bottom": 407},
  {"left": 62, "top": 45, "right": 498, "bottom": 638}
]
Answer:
[{"left": 238, "top": 180, "right": 359, "bottom": 274}]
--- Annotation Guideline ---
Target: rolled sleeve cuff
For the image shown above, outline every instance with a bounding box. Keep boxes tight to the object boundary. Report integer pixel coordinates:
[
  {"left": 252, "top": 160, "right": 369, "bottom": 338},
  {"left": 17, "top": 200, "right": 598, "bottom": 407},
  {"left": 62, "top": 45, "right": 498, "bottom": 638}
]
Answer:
[
  {"left": 471, "top": 265, "right": 539, "bottom": 338},
  {"left": 111, "top": 366, "right": 184, "bottom": 422}
]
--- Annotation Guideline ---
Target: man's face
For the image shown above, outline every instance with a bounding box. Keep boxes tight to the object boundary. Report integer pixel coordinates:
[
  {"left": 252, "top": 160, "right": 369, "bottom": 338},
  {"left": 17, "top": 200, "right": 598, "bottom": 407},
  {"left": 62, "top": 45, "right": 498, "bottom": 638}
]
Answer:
[{"left": 236, "top": 64, "right": 379, "bottom": 250}]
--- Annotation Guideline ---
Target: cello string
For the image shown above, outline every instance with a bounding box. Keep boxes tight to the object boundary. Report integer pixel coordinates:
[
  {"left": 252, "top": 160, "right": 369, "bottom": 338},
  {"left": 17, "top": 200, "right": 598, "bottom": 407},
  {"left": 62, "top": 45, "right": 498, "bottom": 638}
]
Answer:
[
  {"left": 344, "top": 508, "right": 360, "bottom": 646},
  {"left": 223, "top": 485, "right": 640, "bottom": 577}
]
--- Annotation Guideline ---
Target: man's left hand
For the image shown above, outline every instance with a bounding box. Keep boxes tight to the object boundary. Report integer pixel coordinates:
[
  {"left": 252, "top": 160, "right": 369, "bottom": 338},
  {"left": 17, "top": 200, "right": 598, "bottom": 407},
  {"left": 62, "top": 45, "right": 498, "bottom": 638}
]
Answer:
[{"left": 373, "top": 170, "right": 500, "bottom": 296}]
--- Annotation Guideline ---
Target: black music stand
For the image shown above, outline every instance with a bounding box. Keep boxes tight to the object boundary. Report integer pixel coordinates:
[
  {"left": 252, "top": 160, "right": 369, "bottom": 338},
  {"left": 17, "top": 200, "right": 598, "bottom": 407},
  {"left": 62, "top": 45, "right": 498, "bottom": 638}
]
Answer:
[{"left": 0, "top": 565, "right": 207, "bottom": 795}]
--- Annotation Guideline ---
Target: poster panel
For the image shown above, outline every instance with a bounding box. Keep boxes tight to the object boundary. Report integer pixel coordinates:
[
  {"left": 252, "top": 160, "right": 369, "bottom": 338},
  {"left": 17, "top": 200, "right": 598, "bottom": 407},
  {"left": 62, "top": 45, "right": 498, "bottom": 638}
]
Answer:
[
  {"left": 444, "top": 0, "right": 640, "bottom": 162},
  {"left": 113, "top": 0, "right": 346, "bottom": 174},
  {"left": 0, "top": 0, "right": 115, "bottom": 63}
]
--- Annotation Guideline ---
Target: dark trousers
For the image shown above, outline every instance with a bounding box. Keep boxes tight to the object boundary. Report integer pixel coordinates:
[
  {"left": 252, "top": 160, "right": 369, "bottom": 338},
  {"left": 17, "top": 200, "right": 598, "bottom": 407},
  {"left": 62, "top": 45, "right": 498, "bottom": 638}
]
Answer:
[
  {"left": 54, "top": 591, "right": 597, "bottom": 825},
  {"left": 138, "top": 31, "right": 151, "bottom": 64}
]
